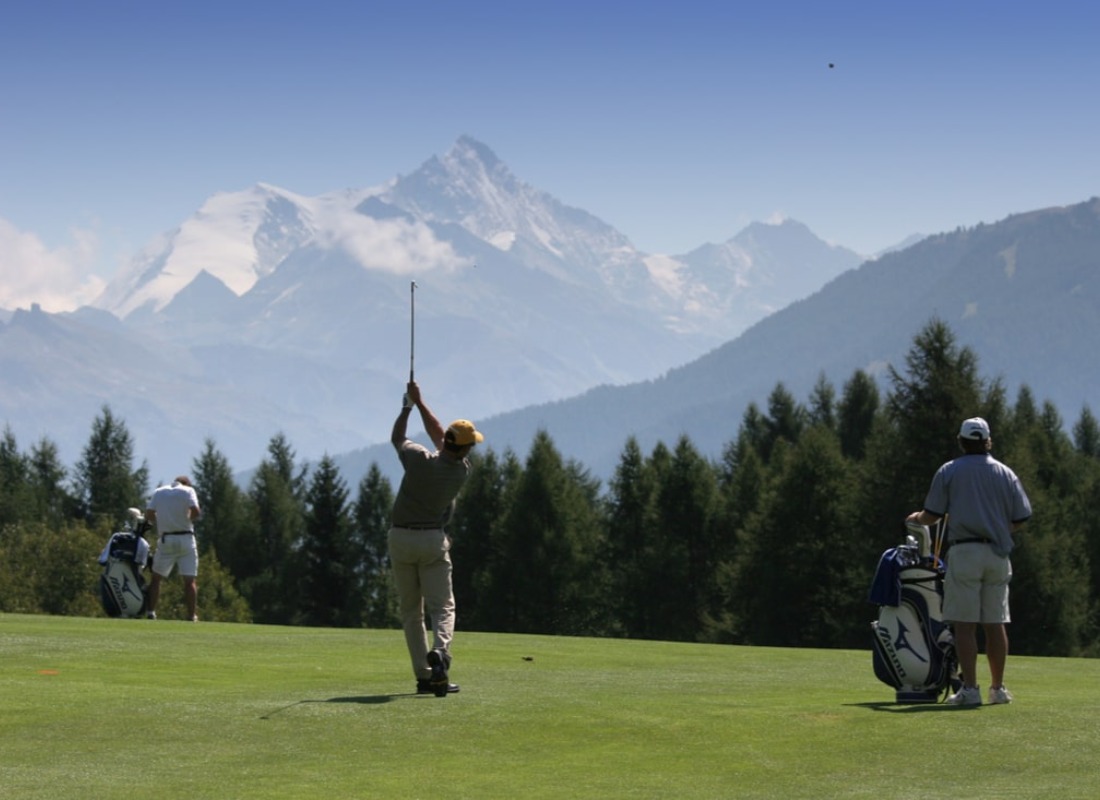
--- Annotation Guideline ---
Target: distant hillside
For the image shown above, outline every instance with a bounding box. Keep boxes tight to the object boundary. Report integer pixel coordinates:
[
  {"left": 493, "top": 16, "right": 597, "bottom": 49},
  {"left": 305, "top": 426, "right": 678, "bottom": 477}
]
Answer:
[{"left": 338, "top": 197, "right": 1100, "bottom": 487}]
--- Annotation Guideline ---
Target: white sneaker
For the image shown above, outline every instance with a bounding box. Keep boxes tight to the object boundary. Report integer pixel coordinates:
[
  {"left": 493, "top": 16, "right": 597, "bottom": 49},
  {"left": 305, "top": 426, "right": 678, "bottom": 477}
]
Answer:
[
  {"left": 988, "top": 686, "right": 1013, "bottom": 704},
  {"left": 146, "top": 611, "right": 156, "bottom": 620},
  {"left": 947, "top": 685, "right": 982, "bottom": 706}
]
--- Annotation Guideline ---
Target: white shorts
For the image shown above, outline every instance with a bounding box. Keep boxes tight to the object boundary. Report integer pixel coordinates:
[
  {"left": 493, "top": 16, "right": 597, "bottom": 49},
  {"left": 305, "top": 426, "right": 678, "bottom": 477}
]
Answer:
[
  {"left": 942, "top": 543, "right": 1011, "bottom": 624},
  {"left": 152, "top": 533, "right": 198, "bottom": 578}
]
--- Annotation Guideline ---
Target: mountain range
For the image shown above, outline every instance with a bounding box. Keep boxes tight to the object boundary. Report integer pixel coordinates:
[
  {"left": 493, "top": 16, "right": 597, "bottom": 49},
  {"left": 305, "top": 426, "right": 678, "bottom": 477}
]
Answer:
[
  {"left": 339, "top": 195, "right": 1100, "bottom": 487},
  {"left": 0, "top": 136, "right": 867, "bottom": 484}
]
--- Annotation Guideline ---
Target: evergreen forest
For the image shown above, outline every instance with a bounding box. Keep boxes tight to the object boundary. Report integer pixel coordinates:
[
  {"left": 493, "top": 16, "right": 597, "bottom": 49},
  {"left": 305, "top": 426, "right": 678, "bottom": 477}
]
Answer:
[{"left": 3, "top": 320, "right": 1098, "bottom": 657}]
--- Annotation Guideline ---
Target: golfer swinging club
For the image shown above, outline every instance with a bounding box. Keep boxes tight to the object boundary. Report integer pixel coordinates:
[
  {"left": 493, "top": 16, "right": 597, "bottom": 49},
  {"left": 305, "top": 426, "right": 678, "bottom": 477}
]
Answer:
[{"left": 389, "top": 379, "right": 483, "bottom": 696}]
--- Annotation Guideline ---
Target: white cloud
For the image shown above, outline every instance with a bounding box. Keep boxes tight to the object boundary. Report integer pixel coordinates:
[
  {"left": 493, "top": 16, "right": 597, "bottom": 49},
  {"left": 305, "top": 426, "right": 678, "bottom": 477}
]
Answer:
[
  {"left": 321, "top": 211, "right": 468, "bottom": 275},
  {"left": 0, "top": 218, "right": 106, "bottom": 312}
]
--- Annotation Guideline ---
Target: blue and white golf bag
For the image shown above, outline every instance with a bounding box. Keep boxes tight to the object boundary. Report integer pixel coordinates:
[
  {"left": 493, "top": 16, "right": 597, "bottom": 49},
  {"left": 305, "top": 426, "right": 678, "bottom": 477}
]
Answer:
[
  {"left": 98, "top": 508, "right": 152, "bottom": 618},
  {"left": 868, "top": 523, "right": 960, "bottom": 703}
]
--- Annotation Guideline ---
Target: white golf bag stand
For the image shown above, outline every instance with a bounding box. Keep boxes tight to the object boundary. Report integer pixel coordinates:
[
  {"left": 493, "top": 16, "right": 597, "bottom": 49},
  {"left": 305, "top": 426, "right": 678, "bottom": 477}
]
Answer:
[
  {"left": 98, "top": 508, "right": 152, "bottom": 618},
  {"left": 869, "top": 523, "right": 961, "bottom": 703}
]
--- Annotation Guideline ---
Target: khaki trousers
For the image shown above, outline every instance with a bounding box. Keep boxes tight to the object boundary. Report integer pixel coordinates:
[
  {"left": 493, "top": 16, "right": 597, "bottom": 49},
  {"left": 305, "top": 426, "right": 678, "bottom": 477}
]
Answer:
[{"left": 387, "top": 527, "right": 455, "bottom": 680}]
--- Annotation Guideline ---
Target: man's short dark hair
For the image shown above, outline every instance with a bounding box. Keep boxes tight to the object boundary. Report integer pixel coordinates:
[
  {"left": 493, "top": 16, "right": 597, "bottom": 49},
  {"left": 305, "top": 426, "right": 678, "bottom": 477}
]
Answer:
[
  {"left": 958, "top": 437, "right": 990, "bottom": 455},
  {"left": 443, "top": 437, "right": 468, "bottom": 453}
]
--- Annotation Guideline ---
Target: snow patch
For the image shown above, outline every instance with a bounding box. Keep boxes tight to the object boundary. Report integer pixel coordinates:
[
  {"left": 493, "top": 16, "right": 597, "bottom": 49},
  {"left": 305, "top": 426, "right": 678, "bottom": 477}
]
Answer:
[
  {"left": 643, "top": 254, "right": 685, "bottom": 297},
  {"left": 527, "top": 223, "right": 564, "bottom": 259}
]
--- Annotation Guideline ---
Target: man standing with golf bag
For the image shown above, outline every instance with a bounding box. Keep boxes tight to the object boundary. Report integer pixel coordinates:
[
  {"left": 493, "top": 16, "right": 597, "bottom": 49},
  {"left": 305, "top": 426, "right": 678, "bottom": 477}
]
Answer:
[
  {"left": 907, "top": 417, "right": 1031, "bottom": 706},
  {"left": 389, "top": 380, "right": 483, "bottom": 696}
]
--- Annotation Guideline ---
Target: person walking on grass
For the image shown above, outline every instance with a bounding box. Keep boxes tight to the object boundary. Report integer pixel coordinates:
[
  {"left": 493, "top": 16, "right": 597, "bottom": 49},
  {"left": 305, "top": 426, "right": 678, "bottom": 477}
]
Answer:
[
  {"left": 145, "top": 475, "right": 202, "bottom": 622},
  {"left": 389, "top": 380, "right": 483, "bottom": 697},
  {"left": 907, "top": 417, "right": 1031, "bottom": 706}
]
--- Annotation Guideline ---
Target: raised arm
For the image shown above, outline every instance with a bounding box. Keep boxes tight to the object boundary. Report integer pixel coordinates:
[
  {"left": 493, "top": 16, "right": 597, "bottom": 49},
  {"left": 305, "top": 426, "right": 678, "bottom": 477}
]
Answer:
[
  {"left": 391, "top": 401, "right": 413, "bottom": 448},
  {"left": 406, "top": 381, "right": 446, "bottom": 450}
]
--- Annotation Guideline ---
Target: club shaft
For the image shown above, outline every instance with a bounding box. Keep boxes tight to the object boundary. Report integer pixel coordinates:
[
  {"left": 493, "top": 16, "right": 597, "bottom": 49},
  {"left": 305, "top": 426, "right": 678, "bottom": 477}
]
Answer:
[{"left": 410, "top": 281, "right": 416, "bottom": 381}]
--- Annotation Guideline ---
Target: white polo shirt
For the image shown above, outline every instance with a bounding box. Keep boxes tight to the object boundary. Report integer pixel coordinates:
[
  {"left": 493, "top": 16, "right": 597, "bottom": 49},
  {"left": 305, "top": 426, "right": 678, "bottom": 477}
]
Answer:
[{"left": 147, "top": 481, "right": 201, "bottom": 533}]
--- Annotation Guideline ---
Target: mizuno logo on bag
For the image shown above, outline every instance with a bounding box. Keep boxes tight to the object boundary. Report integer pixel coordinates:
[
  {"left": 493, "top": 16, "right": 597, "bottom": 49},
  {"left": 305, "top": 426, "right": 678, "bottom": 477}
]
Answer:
[
  {"left": 891, "top": 619, "right": 928, "bottom": 663},
  {"left": 874, "top": 623, "right": 907, "bottom": 677}
]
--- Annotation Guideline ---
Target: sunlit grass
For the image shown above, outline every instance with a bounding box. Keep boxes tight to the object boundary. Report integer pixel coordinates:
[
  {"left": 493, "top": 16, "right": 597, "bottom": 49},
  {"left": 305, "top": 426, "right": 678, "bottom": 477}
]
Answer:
[{"left": 2, "top": 613, "right": 1097, "bottom": 799}]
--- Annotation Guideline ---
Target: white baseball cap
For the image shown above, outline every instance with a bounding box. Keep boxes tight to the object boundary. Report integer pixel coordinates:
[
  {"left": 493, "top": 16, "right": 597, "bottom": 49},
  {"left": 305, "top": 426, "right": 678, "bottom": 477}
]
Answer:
[{"left": 959, "top": 417, "right": 990, "bottom": 440}]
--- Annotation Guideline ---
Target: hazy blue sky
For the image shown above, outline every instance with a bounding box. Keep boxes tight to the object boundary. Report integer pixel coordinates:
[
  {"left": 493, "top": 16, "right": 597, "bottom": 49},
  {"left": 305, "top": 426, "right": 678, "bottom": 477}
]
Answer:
[{"left": 3, "top": 0, "right": 1099, "bottom": 310}]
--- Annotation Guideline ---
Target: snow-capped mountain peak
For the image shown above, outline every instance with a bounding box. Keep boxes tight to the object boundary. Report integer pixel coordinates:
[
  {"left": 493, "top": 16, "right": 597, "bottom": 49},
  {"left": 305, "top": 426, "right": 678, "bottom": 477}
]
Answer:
[
  {"left": 10, "top": 135, "right": 879, "bottom": 485},
  {"left": 95, "top": 183, "right": 322, "bottom": 317},
  {"left": 91, "top": 135, "right": 865, "bottom": 341},
  {"left": 383, "top": 136, "right": 634, "bottom": 283}
]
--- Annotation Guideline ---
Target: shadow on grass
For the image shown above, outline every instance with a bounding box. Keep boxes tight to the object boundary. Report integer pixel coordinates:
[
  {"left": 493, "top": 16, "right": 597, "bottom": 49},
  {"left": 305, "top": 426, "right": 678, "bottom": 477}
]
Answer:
[
  {"left": 260, "top": 692, "right": 428, "bottom": 719},
  {"left": 848, "top": 701, "right": 980, "bottom": 713},
  {"left": 327, "top": 694, "right": 406, "bottom": 705}
]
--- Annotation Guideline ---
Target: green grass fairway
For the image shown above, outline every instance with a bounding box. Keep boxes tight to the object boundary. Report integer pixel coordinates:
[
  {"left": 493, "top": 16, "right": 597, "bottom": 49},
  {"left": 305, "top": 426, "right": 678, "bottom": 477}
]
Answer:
[{"left": 3, "top": 613, "right": 1098, "bottom": 799}]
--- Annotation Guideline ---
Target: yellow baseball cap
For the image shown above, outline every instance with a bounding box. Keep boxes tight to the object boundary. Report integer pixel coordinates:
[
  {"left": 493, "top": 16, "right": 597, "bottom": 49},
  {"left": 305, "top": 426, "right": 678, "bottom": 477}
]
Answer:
[{"left": 446, "top": 419, "right": 484, "bottom": 446}]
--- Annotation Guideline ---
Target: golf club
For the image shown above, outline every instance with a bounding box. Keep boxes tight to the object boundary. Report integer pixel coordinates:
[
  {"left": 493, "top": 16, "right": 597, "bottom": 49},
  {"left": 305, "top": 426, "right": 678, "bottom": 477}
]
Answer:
[{"left": 410, "top": 280, "right": 417, "bottom": 382}]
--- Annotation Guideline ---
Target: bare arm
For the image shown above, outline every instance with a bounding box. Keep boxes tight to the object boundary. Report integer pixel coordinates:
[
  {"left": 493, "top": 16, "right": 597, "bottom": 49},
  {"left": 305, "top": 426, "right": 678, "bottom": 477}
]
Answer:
[
  {"left": 406, "top": 381, "right": 446, "bottom": 450},
  {"left": 391, "top": 404, "right": 413, "bottom": 448}
]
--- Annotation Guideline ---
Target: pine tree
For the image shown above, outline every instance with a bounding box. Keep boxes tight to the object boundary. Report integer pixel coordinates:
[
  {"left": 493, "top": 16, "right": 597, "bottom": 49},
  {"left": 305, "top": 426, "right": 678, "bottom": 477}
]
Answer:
[
  {"left": 858, "top": 318, "right": 987, "bottom": 552},
  {"left": 704, "top": 426, "right": 769, "bottom": 642},
  {"left": 1006, "top": 404, "right": 1092, "bottom": 655},
  {"left": 353, "top": 463, "right": 397, "bottom": 628},
  {"left": 604, "top": 437, "right": 659, "bottom": 638},
  {"left": 26, "top": 437, "right": 72, "bottom": 525},
  {"left": 243, "top": 434, "right": 306, "bottom": 624},
  {"left": 298, "top": 456, "right": 355, "bottom": 627},
  {"left": 808, "top": 373, "right": 837, "bottom": 430},
  {"left": 1072, "top": 406, "right": 1100, "bottom": 458},
  {"left": 73, "top": 406, "right": 148, "bottom": 529},
  {"left": 885, "top": 318, "right": 985, "bottom": 486},
  {"left": 191, "top": 438, "right": 250, "bottom": 567},
  {"left": 647, "top": 435, "right": 720, "bottom": 642},
  {"left": 836, "top": 369, "right": 879, "bottom": 460},
  {"left": 761, "top": 383, "right": 806, "bottom": 462},
  {"left": 0, "top": 426, "right": 29, "bottom": 529},
  {"left": 481, "top": 431, "right": 605, "bottom": 635},
  {"left": 449, "top": 449, "right": 520, "bottom": 633},
  {"left": 730, "top": 427, "right": 860, "bottom": 647}
]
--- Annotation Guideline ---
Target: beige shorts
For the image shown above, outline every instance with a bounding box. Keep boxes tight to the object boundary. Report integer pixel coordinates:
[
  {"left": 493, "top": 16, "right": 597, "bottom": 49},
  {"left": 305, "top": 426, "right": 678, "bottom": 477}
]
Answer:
[
  {"left": 942, "top": 543, "right": 1011, "bottom": 624},
  {"left": 152, "top": 534, "right": 198, "bottom": 578}
]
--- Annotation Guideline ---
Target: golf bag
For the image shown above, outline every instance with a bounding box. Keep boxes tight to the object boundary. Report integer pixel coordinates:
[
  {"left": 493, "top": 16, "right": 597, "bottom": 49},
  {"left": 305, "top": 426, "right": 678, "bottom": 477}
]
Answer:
[
  {"left": 98, "top": 508, "right": 152, "bottom": 618},
  {"left": 868, "top": 523, "right": 959, "bottom": 703}
]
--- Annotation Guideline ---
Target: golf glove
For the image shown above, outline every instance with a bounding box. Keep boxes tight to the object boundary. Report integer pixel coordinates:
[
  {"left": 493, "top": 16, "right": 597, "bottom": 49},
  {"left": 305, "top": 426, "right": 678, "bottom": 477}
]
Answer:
[{"left": 402, "top": 393, "right": 414, "bottom": 409}]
